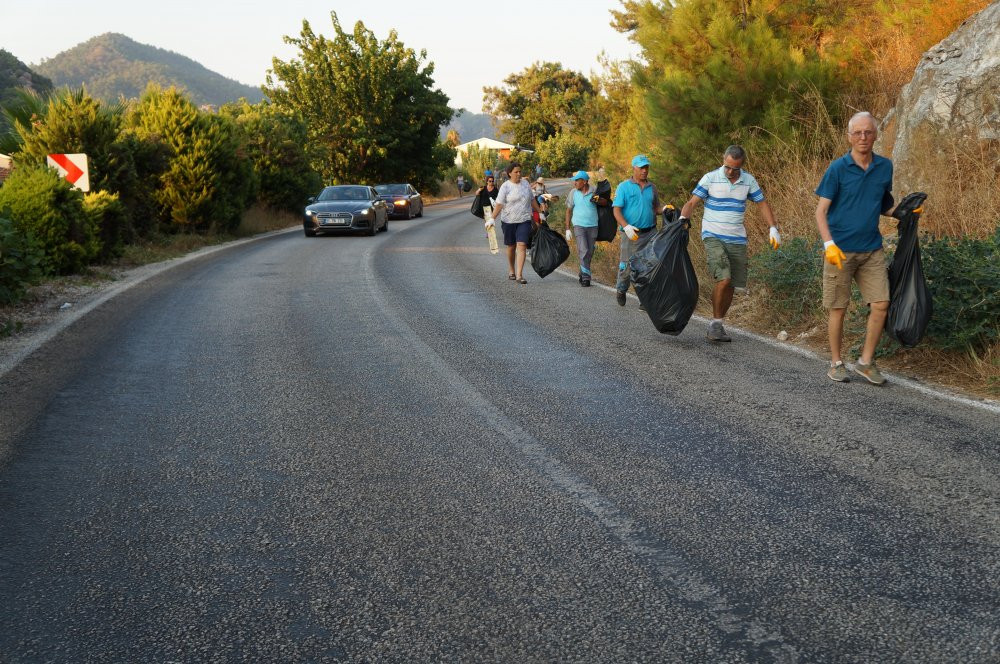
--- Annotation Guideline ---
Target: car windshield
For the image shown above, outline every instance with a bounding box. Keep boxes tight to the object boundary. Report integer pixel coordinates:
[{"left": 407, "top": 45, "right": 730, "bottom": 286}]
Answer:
[
  {"left": 375, "top": 184, "right": 408, "bottom": 196},
  {"left": 317, "top": 186, "right": 370, "bottom": 201}
]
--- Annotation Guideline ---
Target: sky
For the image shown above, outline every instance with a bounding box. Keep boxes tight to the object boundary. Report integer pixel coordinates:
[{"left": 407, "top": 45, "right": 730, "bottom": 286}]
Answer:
[{"left": 0, "top": 1, "right": 640, "bottom": 112}]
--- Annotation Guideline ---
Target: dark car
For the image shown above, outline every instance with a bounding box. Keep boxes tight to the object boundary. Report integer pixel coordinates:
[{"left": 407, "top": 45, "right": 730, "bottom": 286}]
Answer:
[
  {"left": 303, "top": 185, "right": 389, "bottom": 237},
  {"left": 375, "top": 183, "right": 423, "bottom": 220}
]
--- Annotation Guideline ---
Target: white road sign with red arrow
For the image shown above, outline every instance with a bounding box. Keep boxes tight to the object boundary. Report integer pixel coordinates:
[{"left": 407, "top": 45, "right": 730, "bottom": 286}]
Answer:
[{"left": 46, "top": 153, "right": 90, "bottom": 192}]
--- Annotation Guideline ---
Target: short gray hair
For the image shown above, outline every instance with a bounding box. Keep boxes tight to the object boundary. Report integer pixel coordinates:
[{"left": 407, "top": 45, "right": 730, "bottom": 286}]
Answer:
[
  {"left": 847, "top": 111, "right": 877, "bottom": 133},
  {"left": 723, "top": 145, "right": 746, "bottom": 162}
]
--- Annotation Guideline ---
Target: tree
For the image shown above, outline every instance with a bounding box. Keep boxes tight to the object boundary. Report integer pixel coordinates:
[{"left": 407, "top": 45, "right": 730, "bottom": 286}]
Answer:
[
  {"left": 219, "top": 99, "right": 322, "bottom": 212},
  {"left": 264, "top": 12, "right": 454, "bottom": 190},
  {"left": 482, "top": 62, "right": 595, "bottom": 147},
  {"left": 125, "top": 85, "right": 256, "bottom": 232}
]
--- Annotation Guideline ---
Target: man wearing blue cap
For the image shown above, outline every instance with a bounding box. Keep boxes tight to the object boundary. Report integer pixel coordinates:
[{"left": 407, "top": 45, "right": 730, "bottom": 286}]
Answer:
[
  {"left": 612, "top": 154, "right": 661, "bottom": 306},
  {"left": 564, "top": 170, "right": 600, "bottom": 286}
]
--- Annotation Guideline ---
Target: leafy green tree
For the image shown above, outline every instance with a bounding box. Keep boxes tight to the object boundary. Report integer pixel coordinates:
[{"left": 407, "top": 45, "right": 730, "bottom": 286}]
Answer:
[
  {"left": 535, "top": 132, "right": 591, "bottom": 176},
  {"left": 219, "top": 100, "right": 322, "bottom": 212},
  {"left": 483, "top": 62, "right": 595, "bottom": 147},
  {"left": 0, "top": 213, "right": 43, "bottom": 304},
  {"left": 264, "top": 12, "right": 454, "bottom": 190},
  {"left": 125, "top": 85, "right": 255, "bottom": 232},
  {"left": 621, "top": 0, "right": 839, "bottom": 193}
]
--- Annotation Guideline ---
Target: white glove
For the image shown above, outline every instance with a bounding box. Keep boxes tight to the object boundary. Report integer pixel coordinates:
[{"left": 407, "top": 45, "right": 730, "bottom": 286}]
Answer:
[
  {"left": 622, "top": 224, "right": 638, "bottom": 241},
  {"left": 485, "top": 219, "right": 495, "bottom": 229},
  {"left": 539, "top": 213, "right": 546, "bottom": 222},
  {"left": 565, "top": 229, "right": 573, "bottom": 242},
  {"left": 769, "top": 226, "right": 781, "bottom": 249}
]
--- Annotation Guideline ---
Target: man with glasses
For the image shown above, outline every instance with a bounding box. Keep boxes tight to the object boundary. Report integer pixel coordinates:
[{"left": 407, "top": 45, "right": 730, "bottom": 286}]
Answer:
[
  {"left": 815, "top": 111, "right": 896, "bottom": 385},
  {"left": 680, "top": 145, "right": 779, "bottom": 342}
]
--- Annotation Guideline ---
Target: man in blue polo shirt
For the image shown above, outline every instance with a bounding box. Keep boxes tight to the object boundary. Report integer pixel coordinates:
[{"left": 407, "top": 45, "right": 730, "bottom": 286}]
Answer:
[
  {"left": 681, "top": 145, "right": 779, "bottom": 342},
  {"left": 612, "top": 154, "right": 661, "bottom": 306},
  {"left": 564, "top": 170, "right": 599, "bottom": 287},
  {"left": 816, "top": 111, "right": 896, "bottom": 385}
]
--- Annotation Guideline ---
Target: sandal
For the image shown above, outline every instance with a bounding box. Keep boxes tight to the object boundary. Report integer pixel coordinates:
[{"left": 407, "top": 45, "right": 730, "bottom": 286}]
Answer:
[
  {"left": 517, "top": 277, "right": 528, "bottom": 284},
  {"left": 508, "top": 273, "right": 516, "bottom": 281}
]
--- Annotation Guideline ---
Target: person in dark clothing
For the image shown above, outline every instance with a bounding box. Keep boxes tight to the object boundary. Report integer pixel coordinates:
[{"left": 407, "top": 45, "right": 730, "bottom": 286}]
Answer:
[{"left": 475, "top": 171, "right": 500, "bottom": 221}]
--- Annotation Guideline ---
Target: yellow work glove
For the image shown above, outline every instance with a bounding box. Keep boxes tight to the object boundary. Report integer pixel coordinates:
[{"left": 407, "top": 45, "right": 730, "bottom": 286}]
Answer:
[{"left": 824, "top": 240, "right": 846, "bottom": 269}]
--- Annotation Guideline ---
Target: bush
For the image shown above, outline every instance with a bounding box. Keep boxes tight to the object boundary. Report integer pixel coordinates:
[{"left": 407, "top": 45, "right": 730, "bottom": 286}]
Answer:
[
  {"left": 83, "top": 191, "right": 129, "bottom": 260},
  {"left": 535, "top": 132, "right": 590, "bottom": 176},
  {"left": 0, "top": 165, "right": 97, "bottom": 274},
  {"left": 749, "top": 237, "right": 824, "bottom": 326},
  {"left": 0, "top": 213, "right": 43, "bottom": 304},
  {"left": 921, "top": 227, "right": 1000, "bottom": 355}
]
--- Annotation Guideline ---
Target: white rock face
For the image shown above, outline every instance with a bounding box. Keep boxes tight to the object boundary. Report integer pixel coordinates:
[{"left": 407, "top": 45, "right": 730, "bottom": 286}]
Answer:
[{"left": 879, "top": 1, "right": 1000, "bottom": 192}]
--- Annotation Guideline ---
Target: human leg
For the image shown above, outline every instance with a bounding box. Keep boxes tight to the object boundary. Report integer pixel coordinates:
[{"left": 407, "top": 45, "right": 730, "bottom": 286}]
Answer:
[
  {"left": 828, "top": 307, "right": 847, "bottom": 364},
  {"left": 712, "top": 279, "right": 734, "bottom": 318},
  {"left": 574, "top": 226, "right": 597, "bottom": 284},
  {"left": 515, "top": 242, "right": 527, "bottom": 280}
]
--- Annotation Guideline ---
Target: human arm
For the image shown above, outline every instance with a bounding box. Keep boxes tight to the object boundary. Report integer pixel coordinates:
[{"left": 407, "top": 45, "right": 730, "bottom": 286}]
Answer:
[
  {"left": 816, "top": 196, "right": 845, "bottom": 268},
  {"left": 679, "top": 193, "right": 703, "bottom": 220},
  {"left": 756, "top": 199, "right": 780, "bottom": 248}
]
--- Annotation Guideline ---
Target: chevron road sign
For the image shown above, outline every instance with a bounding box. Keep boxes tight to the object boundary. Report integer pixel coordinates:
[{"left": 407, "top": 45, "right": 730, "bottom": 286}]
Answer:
[{"left": 46, "top": 153, "right": 90, "bottom": 192}]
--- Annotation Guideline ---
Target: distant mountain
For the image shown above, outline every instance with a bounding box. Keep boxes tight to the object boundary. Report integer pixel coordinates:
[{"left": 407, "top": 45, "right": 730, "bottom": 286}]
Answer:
[
  {"left": 0, "top": 49, "right": 54, "bottom": 131},
  {"left": 33, "top": 33, "right": 264, "bottom": 107},
  {"left": 441, "top": 109, "right": 505, "bottom": 143}
]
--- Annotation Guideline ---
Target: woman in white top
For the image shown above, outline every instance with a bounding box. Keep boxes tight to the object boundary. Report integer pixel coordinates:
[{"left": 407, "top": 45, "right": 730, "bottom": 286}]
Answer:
[{"left": 488, "top": 162, "right": 543, "bottom": 284}]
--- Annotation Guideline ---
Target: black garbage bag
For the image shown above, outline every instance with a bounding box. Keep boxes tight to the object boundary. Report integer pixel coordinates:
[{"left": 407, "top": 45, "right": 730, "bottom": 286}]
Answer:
[
  {"left": 628, "top": 207, "right": 699, "bottom": 335},
  {"left": 463, "top": 180, "right": 473, "bottom": 192},
  {"left": 593, "top": 178, "right": 617, "bottom": 242},
  {"left": 470, "top": 194, "right": 484, "bottom": 219},
  {"left": 886, "top": 192, "right": 931, "bottom": 347},
  {"left": 530, "top": 223, "right": 570, "bottom": 278}
]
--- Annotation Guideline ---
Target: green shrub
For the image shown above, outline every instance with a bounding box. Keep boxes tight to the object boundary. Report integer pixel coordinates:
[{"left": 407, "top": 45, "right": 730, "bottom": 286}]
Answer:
[
  {"left": 0, "top": 213, "right": 43, "bottom": 304},
  {"left": 749, "top": 237, "right": 824, "bottom": 326},
  {"left": 0, "top": 165, "right": 97, "bottom": 274},
  {"left": 83, "top": 191, "right": 129, "bottom": 260},
  {"left": 921, "top": 227, "right": 1000, "bottom": 356},
  {"left": 535, "top": 132, "right": 590, "bottom": 176}
]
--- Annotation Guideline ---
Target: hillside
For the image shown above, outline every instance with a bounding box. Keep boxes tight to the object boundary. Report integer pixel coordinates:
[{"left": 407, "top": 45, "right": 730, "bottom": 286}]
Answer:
[
  {"left": 0, "top": 49, "right": 54, "bottom": 131},
  {"left": 441, "top": 109, "right": 503, "bottom": 142},
  {"left": 33, "top": 33, "right": 264, "bottom": 107}
]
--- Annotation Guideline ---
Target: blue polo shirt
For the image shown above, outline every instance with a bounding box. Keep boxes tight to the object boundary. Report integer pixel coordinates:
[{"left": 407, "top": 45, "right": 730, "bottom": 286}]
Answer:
[
  {"left": 612, "top": 179, "right": 659, "bottom": 229},
  {"left": 815, "top": 152, "right": 893, "bottom": 252},
  {"left": 567, "top": 187, "right": 599, "bottom": 227}
]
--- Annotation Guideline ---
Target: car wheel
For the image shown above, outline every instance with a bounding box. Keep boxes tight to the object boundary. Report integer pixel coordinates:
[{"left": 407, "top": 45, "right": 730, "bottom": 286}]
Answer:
[
  {"left": 381, "top": 217, "right": 389, "bottom": 232},
  {"left": 415, "top": 204, "right": 423, "bottom": 218},
  {"left": 404, "top": 206, "right": 412, "bottom": 220},
  {"left": 367, "top": 217, "right": 378, "bottom": 236}
]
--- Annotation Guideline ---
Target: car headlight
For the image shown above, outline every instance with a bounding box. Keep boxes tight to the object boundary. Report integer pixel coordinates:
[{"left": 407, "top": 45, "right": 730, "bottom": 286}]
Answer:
[
  {"left": 394, "top": 200, "right": 406, "bottom": 206},
  {"left": 305, "top": 209, "right": 316, "bottom": 216}
]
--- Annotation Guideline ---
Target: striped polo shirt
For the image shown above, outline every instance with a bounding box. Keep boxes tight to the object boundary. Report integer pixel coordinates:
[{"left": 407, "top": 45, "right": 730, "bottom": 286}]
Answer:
[{"left": 692, "top": 167, "right": 766, "bottom": 244}]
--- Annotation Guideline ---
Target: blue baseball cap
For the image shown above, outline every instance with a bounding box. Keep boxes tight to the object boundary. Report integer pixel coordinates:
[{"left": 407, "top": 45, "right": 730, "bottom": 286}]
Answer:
[
  {"left": 484, "top": 169, "right": 493, "bottom": 176},
  {"left": 631, "top": 154, "right": 650, "bottom": 168},
  {"left": 571, "top": 170, "right": 589, "bottom": 181}
]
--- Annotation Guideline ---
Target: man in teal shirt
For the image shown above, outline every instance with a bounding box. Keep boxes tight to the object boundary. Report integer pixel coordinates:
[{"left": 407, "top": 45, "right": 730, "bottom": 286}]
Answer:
[{"left": 613, "top": 154, "right": 660, "bottom": 306}]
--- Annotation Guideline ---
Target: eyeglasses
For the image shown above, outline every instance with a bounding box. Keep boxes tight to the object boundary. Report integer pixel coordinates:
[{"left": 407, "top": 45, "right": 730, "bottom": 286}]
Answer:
[
  {"left": 849, "top": 130, "right": 876, "bottom": 138},
  {"left": 487, "top": 179, "right": 494, "bottom": 182},
  {"left": 722, "top": 164, "right": 741, "bottom": 174}
]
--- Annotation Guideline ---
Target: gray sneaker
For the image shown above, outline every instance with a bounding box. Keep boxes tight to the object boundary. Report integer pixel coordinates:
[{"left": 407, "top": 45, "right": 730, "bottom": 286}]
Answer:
[
  {"left": 827, "top": 361, "right": 850, "bottom": 382},
  {"left": 853, "top": 360, "right": 886, "bottom": 385},
  {"left": 707, "top": 321, "right": 732, "bottom": 342}
]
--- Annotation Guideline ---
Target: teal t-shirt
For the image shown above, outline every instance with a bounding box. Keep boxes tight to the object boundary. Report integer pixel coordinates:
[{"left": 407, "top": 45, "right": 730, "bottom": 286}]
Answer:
[
  {"left": 612, "top": 179, "right": 659, "bottom": 229},
  {"left": 568, "top": 187, "right": 598, "bottom": 227}
]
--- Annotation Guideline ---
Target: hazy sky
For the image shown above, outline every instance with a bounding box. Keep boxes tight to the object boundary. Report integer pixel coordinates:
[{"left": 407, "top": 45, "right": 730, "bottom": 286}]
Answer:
[{"left": 1, "top": 1, "right": 639, "bottom": 111}]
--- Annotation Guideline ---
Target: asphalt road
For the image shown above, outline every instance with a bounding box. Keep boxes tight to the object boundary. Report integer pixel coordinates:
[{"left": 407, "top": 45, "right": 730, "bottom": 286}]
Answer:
[{"left": 1, "top": 190, "right": 998, "bottom": 662}]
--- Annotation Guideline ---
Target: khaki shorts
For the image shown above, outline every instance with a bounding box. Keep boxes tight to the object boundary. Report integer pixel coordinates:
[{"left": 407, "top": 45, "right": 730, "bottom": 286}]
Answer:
[
  {"left": 703, "top": 237, "right": 748, "bottom": 289},
  {"left": 822, "top": 248, "right": 890, "bottom": 308}
]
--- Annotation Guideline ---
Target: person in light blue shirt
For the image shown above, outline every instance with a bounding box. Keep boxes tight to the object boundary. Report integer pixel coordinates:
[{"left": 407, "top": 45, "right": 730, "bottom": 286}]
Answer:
[
  {"left": 564, "top": 170, "right": 599, "bottom": 287},
  {"left": 612, "top": 154, "right": 660, "bottom": 306},
  {"left": 680, "top": 145, "right": 779, "bottom": 342}
]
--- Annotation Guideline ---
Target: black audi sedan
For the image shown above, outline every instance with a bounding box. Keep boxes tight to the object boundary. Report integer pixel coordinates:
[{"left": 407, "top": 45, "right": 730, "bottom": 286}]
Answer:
[
  {"left": 303, "top": 185, "right": 389, "bottom": 236},
  {"left": 374, "top": 183, "right": 423, "bottom": 220}
]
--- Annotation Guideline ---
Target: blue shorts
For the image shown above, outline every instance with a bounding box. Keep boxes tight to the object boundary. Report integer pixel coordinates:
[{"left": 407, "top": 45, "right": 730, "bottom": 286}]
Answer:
[{"left": 502, "top": 220, "right": 533, "bottom": 246}]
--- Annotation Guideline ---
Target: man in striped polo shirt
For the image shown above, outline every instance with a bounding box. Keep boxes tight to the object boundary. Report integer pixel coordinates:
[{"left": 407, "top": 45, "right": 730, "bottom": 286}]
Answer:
[{"left": 680, "top": 145, "right": 780, "bottom": 342}]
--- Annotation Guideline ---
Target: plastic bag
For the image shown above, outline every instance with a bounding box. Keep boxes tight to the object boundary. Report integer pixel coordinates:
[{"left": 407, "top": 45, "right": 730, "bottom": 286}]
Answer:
[
  {"left": 886, "top": 192, "right": 931, "bottom": 347},
  {"left": 628, "top": 208, "right": 699, "bottom": 335},
  {"left": 530, "top": 223, "right": 570, "bottom": 278},
  {"left": 593, "top": 179, "right": 616, "bottom": 242},
  {"left": 470, "top": 194, "right": 484, "bottom": 219}
]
